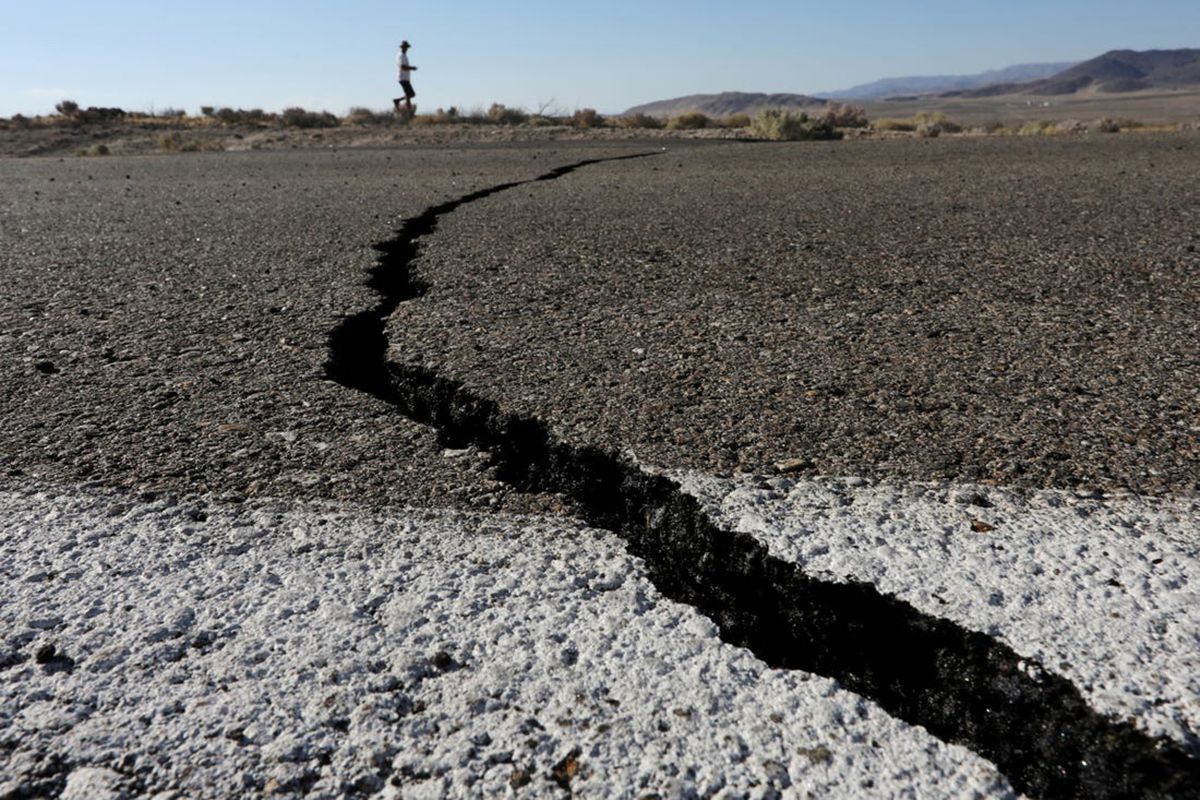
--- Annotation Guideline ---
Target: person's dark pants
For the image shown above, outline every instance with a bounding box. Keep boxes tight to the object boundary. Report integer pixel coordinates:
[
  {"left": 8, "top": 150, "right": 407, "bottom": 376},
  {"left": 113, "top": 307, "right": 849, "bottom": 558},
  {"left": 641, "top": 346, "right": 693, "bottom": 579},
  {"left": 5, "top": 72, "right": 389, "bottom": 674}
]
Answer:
[{"left": 394, "top": 81, "right": 416, "bottom": 113}]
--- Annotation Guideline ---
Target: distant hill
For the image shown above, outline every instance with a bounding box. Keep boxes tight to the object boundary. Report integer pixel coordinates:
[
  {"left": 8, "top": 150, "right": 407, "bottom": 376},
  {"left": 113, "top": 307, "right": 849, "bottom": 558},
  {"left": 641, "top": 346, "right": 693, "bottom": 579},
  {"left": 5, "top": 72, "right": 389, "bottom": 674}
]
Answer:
[
  {"left": 822, "top": 62, "right": 1076, "bottom": 101},
  {"left": 623, "top": 92, "right": 828, "bottom": 118},
  {"left": 627, "top": 50, "right": 1200, "bottom": 117},
  {"left": 954, "top": 49, "right": 1200, "bottom": 97}
]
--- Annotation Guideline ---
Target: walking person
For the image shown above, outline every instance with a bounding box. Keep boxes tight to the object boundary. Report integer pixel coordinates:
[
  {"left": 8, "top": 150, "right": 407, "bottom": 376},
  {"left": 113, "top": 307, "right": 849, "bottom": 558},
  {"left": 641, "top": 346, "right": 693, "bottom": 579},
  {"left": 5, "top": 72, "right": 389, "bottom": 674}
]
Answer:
[{"left": 393, "top": 41, "right": 418, "bottom": 115}]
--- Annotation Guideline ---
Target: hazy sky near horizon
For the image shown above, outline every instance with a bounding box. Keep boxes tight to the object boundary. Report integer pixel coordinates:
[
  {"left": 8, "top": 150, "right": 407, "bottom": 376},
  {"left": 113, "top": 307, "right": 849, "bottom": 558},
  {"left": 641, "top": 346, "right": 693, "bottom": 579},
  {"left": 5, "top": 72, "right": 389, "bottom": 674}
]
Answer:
[{"left": 3, "top": 0, "right": 1197, "bottom": 116}]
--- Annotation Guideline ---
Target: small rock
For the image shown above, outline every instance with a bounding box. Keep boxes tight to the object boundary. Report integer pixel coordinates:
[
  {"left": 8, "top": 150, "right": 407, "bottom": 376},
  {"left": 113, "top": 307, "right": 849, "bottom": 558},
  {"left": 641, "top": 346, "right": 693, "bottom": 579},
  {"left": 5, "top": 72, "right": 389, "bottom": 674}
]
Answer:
[
  {"left": 509, "top": 766, "right": 533, "bottom": 789},
  {"left": 34, "top": 360, "right": 59, "bottom": 374},
  {"left": 550, "top": 748, "right": 581, "bottom": 790},
  {"left": 797, "top": 744, "right": 833, "bottom": 765},
  {"left": 774, "top": 457, "right": 813, "bottom": 473},
  {"left": 61, "top": 767, "right": 125, "bottom": 800},
  {"left": 970, "top": 520, "right": 996, "bottom": 533}
]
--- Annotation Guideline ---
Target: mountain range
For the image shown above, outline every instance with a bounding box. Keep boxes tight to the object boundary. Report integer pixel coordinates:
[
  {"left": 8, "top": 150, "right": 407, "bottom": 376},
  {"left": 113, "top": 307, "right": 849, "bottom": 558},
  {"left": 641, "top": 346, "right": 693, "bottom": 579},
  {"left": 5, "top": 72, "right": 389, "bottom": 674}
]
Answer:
[
  {"left": 950, "top": 49, "right": 1200, "bottom": 97},
  {"left": 624, "top": 92, "right": 827, "bottom": 119},
  {"left": 624, "top": 49, "right": 1200, "bottom": 115},
  {"left": 821, "top": 62, "right": 1077, "bottom": 101}
]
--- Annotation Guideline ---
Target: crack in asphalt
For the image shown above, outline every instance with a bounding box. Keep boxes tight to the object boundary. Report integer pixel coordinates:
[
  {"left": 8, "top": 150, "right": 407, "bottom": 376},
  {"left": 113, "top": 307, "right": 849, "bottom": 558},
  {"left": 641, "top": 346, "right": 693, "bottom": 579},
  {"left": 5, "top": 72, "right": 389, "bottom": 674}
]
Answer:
[{"left": 325, "top": 154, "right": 1200, "bottom": 799}]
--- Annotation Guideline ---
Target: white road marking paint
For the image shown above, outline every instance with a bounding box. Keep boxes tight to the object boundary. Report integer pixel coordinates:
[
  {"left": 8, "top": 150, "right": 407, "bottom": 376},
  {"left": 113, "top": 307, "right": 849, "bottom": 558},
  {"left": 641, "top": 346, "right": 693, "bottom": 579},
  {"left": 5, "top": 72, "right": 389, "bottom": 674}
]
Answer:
[
  {"left": 0, "top": 487, "right": 1016, "bottom": 798},
  {"left": 676, "top": 472, "right": 1200, "bottom": 750}
]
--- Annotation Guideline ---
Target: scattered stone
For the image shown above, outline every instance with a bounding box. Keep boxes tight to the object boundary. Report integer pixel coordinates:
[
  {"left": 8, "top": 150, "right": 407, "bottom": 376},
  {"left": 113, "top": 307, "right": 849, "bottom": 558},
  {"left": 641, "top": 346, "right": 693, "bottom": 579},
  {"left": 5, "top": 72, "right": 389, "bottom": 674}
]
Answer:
[
  {"left": 509, "top": 766, "right": 533, "bottom": 789},
  {"left": 61, "top": 767, "right": 125, "bottom": 800},
  {"left": 550, "top": 747, "right": 582, "bottom": 790}
]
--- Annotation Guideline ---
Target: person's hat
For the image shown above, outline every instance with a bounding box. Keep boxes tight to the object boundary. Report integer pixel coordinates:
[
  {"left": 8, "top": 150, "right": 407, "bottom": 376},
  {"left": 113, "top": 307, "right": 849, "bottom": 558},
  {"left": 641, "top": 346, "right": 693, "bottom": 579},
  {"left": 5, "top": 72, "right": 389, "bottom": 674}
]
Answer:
[{"left": 400, "top": 40, "right": 411, "bottom": 47}]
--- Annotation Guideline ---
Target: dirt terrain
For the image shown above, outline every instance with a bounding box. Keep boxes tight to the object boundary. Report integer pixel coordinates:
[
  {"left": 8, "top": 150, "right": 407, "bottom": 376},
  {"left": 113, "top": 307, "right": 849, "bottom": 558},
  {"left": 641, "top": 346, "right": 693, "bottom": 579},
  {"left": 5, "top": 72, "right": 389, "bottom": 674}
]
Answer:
[{"left": 0, "top": 120, "right": 735, "bottom": 160}]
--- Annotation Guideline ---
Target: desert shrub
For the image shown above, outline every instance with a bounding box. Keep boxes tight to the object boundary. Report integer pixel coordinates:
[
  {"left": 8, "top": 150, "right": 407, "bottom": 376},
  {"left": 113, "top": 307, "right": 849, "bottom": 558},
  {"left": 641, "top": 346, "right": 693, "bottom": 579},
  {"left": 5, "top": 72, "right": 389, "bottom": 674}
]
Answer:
[
  {"left": 1054, "top": 119, "right": 1087, "bottom": 135},
  {"left": 212, "top": 107, "right": 270, "bottom": 126},
  {"left": 873, "top": 118, "right": 916, "bottom": 132},
  {"left": 912, "top": 111, "right": 961, "bottom": 136},
  {"left": 180, "top": 139, "right": 225, "bottom": 152},
  {"left": 718, "top": 114, "right": 751, "bottom": 128},
  {"left": 158, "top": 108, "right": 187, "bottom": 119},
  {"left": 1018, "top": 120, "right": 1055, "bottom": 136},
  {"left": 77, "top": 143, "right": 110, "bottom": 157},
  {"left": 486, "top": 103, "right": 528, "bottom": 125},
  {"left": 200, "top": 106, "right": 215, "bottom": 117},
  {"left": 1092, "top": 118, "right": 1120, "bottom": 133},
  {"left": 528, "top": 115, "right": 562, "bottom": 127},
  {"left": 751, "top": 108, "right": 842, "bottom": 141},
  {"left": 158, "top": 132, "right": 182, "bottom": 151},
  {"left": 617, "top": 113, "right": 664, "bottom": 129},
  {"left": 55, "top": 100, "right": 80, "bottom": 117},
  {"left": 572, "top": 108, "right": 603, "bottom": 128},
  {"left": 71, "top": 106, "right": 128, "bottom": 124},
  {"left": 345, "top": 107, "right": 391, "bottom": 126},
  {"left": 10, "top": 114, "right": 31, "bottom": 129},
  {"left": 668, "top": 111, "right": 711, "bottom": 130},
  {"left": 280, "top": 107, "right": 338, "bottom": 128},
  {"left": 430, "top": 106, "right": 461, "bottom": 124},
  {"left": 821, "top": 102, "right": 869, "bottom": 128}
]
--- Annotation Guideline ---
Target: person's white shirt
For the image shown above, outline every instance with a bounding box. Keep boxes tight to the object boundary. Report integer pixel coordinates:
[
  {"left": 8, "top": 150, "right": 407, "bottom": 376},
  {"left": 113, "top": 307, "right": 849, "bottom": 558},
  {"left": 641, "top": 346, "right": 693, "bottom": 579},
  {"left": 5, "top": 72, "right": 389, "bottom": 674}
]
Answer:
[{"left": 397, "top": 51, "right": 412, "bottom": 82}]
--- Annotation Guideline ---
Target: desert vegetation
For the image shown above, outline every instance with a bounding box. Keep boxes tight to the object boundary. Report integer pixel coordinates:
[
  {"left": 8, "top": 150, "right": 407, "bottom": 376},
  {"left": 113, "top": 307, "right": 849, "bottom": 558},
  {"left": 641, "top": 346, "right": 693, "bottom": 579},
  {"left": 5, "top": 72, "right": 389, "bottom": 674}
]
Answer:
[{"left": 0, "top": 98, "right": 1193, "bottom": 159}]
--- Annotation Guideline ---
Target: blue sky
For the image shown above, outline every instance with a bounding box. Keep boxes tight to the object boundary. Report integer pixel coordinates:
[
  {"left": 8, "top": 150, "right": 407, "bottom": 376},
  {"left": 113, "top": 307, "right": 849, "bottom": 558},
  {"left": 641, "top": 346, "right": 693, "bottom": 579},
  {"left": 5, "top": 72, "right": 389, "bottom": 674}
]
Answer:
[{"left": 3, "top": 1, "right": 1197, "bottom": 116}]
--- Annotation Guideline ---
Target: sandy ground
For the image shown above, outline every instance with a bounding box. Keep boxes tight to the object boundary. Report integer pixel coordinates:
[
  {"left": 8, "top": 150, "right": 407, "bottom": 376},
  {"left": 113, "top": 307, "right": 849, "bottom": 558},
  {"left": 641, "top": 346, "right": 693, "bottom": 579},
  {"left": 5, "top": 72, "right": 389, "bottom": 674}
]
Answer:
[{"left": 2, "top": 136, "right": 1198, "bottom": 797}]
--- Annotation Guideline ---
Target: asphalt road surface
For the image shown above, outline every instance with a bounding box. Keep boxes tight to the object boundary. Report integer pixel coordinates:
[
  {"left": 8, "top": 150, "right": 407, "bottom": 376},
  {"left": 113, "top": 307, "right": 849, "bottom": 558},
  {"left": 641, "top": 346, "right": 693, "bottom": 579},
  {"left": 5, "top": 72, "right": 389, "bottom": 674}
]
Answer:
[{"left": 1, "top": 136, "right": 1198, "bottom": 798}]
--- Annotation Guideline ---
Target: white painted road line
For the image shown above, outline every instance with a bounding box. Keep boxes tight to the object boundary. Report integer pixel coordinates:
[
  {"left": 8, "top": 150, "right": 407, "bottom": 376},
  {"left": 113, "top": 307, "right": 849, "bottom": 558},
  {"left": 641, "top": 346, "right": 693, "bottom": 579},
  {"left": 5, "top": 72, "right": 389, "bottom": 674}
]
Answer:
[
  {"left": 0, "top": 488, "right": 1016, "bottom": 798},
  {"left": 677, "top": 472, "right": 1200, "bottom": 750}
]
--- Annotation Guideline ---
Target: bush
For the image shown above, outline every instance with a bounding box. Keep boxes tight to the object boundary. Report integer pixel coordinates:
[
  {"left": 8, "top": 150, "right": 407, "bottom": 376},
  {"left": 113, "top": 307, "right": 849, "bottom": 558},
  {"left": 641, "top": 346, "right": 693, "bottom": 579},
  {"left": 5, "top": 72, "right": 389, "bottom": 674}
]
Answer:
[
  {"left": 1018, "top": 120, "right": 1055, "bottom": 136},
  {"left": 486, "top": 103, "right": 528, "bottom": 125},
  {"left": 200, "top": 106, "right": 215, "bottom": 117},
  {"left": 821, "top": 102, "right": 869, "bottom": 128},
  {"left": 412, "top": 107, "right": 460, "bottom": 126},
  {"left": 572, "top": 108, "right": 603, "bottom": 128},
  {"left": 77, "top": 143, "right": 110, "bottom": 157},
  {"left": 180, "top": 139, "right": 225, "bottom": 152},
  {"left": 873, "top": 118, "right": 916, "bottom": 132},
  {"left": 751, "top": 108, "right": 842, "bottom": 141},
  {"left": 345, "top": 107, "right": 391, "bottom": 126},
  {"left": 718, "top": 114, "right": 751, "bottom": 129},
  {"left": 213, "top": 107, "right": 270, "bottom": 126},
  {"left": 10, "top": 114, "right": 31, "bottom": 129},
  {"left": 913, "top": 112, "right": 960, "bottom": 136},
  {"left": 55, "top": 100, "right": 80, "bottom": 117},
  {"left": 617, "top": 113, "right": 664, "bottom": 129},
  {"left": 70, "top": 106, "right": 127, "bottom": 124},
  {"left": 280, "top": 107, "right": 338, "bottom": 128},
  {"left": 667, "top": 111, "right": 711, "bottom": 130}
]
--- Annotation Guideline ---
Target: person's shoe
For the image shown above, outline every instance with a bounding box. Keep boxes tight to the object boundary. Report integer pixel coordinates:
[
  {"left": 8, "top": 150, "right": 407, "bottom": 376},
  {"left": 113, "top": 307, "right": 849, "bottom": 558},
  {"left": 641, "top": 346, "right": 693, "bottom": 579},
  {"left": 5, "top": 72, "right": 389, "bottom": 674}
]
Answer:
[{"left": 392, "top": 98, "right": 401, "bottom": 112}]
